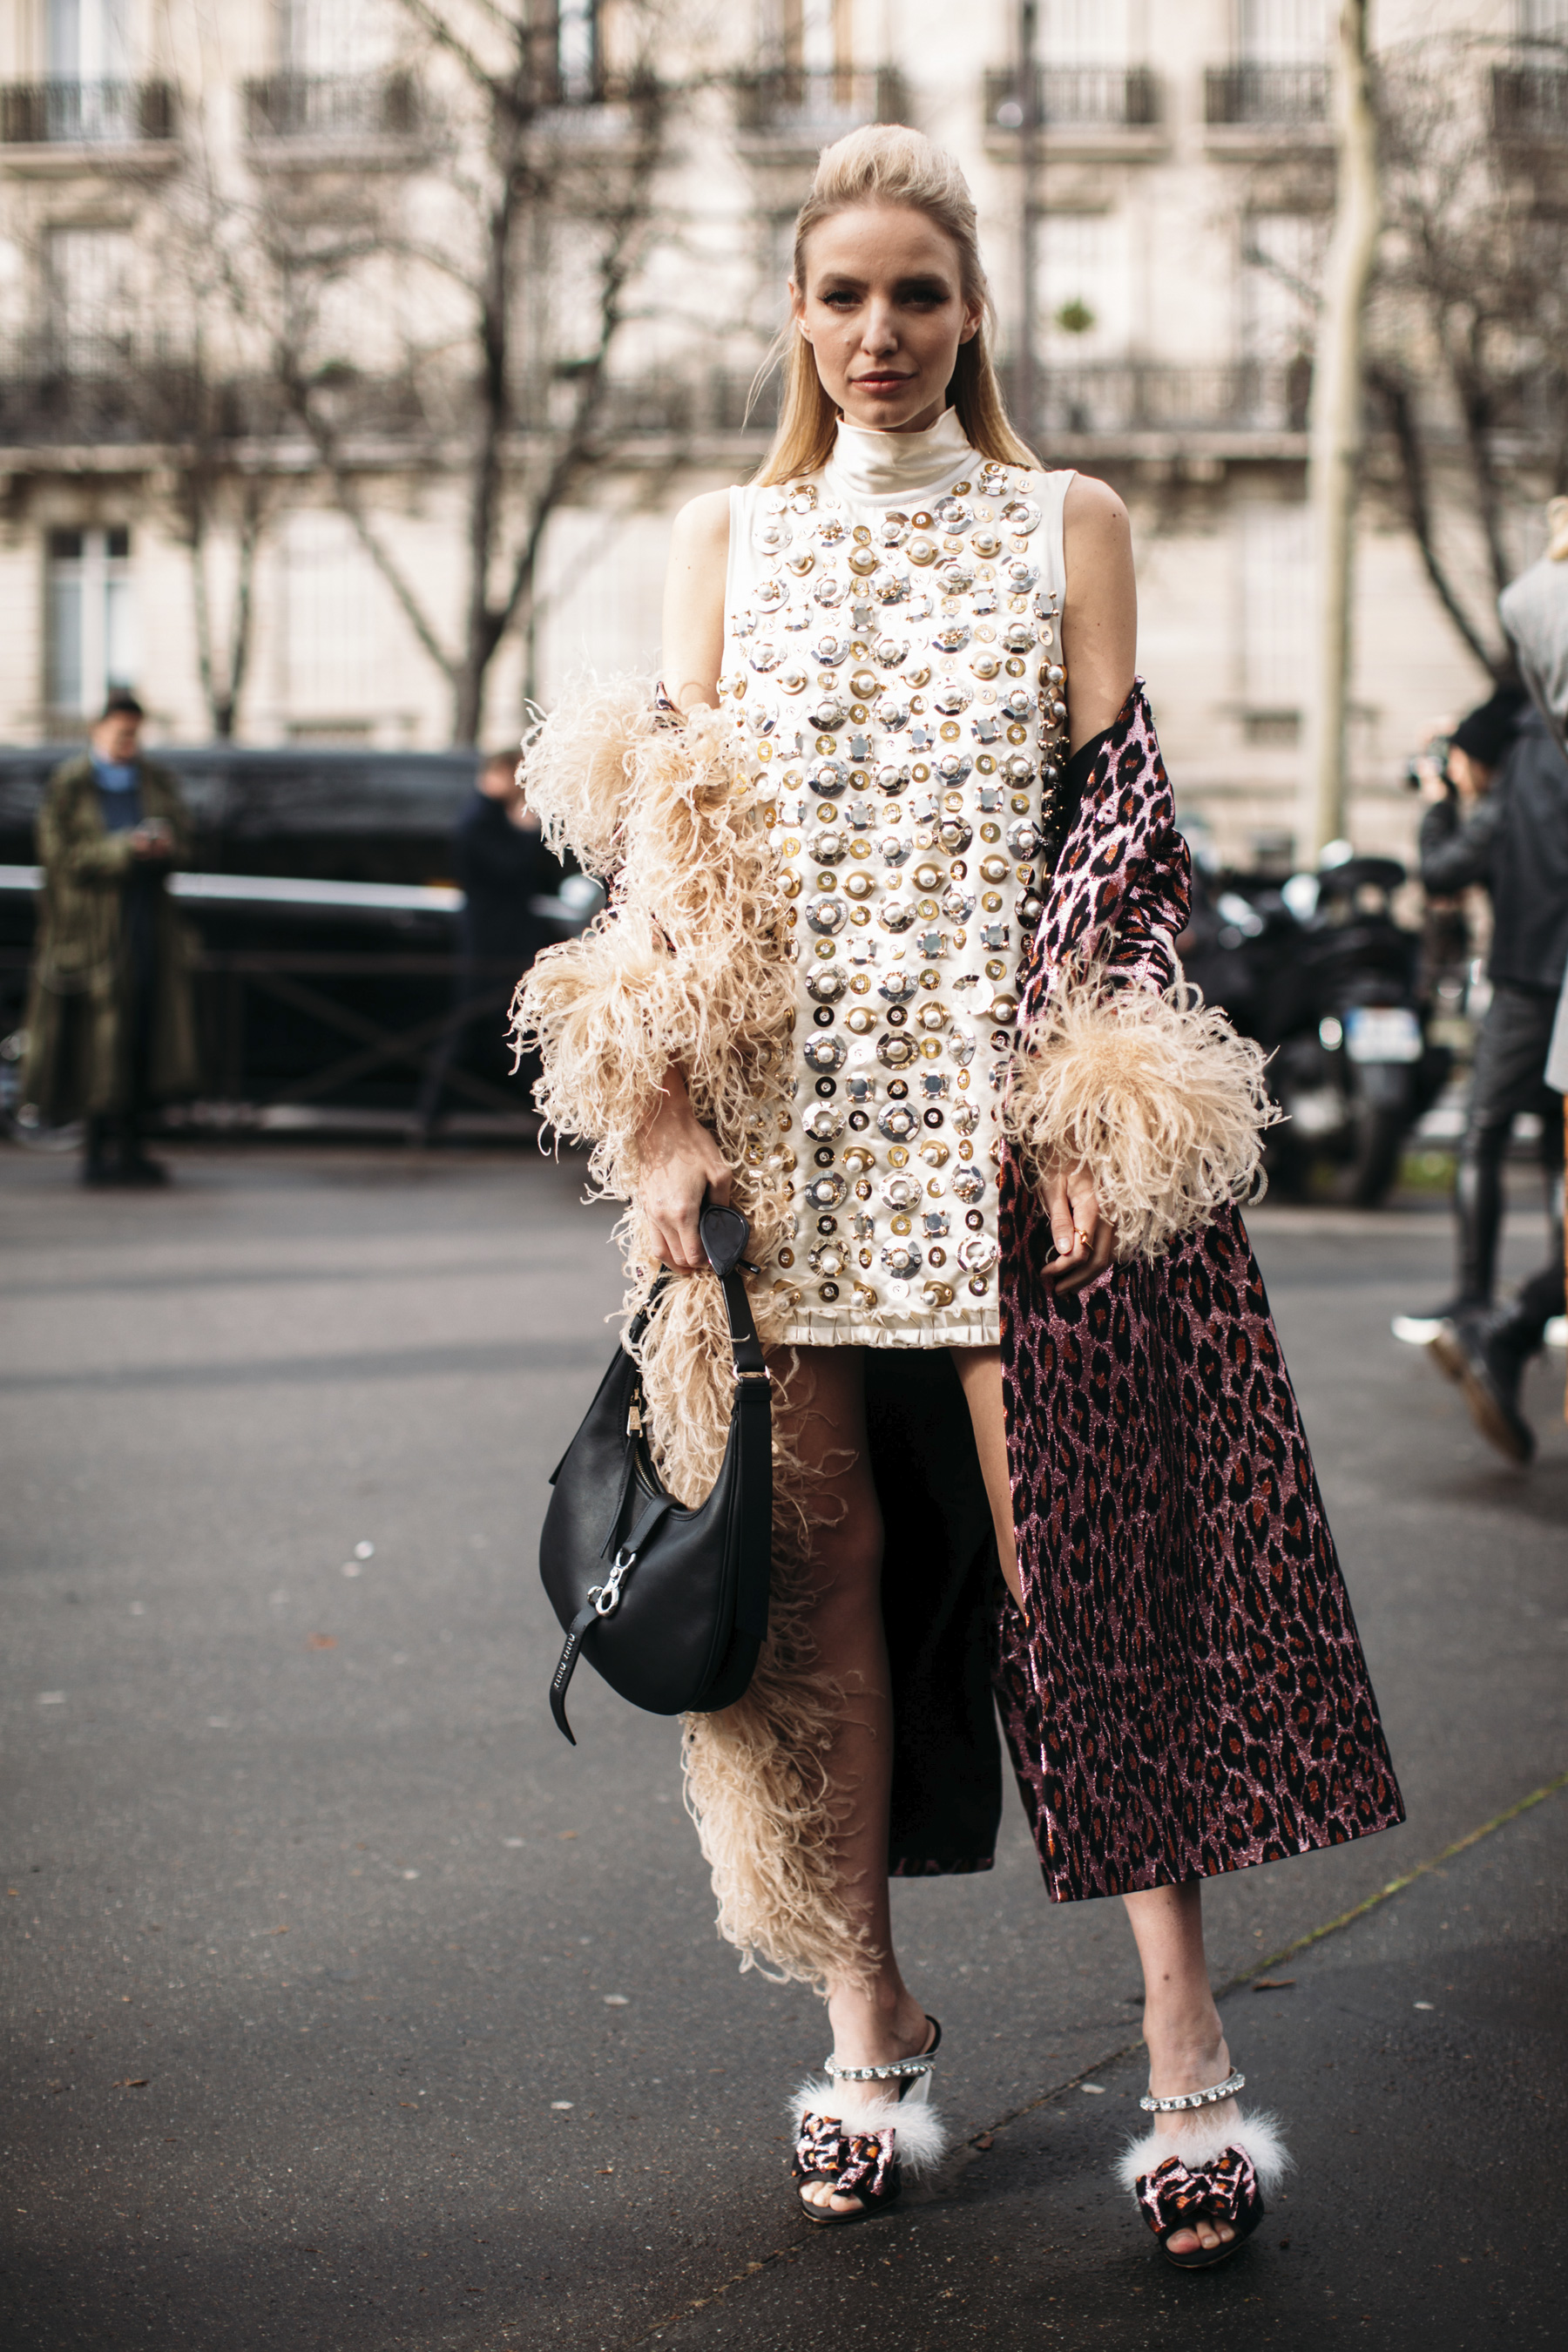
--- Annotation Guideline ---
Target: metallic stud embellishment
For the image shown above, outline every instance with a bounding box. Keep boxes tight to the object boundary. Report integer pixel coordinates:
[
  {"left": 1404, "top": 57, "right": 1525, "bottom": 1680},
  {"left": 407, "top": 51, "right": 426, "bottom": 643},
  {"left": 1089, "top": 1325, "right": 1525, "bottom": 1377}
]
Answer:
[
  {"left": 970, "top": 528, "right": 1002, "bottom": 558},
  {"left": 923, "top": 1278, "right": 956, "bottom": 1308},
  {"left": 807, "top": 1241, "right": 847, "bottom": 1281},
  {"left": 843, "top": 871, "right": 875, "bottom": 901},
  {"left": 818, "top": 1281, "right": 841, "bottom": 1302},
  {"left": 811, "top": 829, "right": 848, "bottom": 867},
  {"left": 907, "top": 536, "right": 937, "bottom": 566},
  {"left": 754, "top": 577, "right": 787, "bottom": 610},
  {"left": 785, "top": 550, "right": 815, "bottom": 576},
  {"left": 849, "top": 669, "right": 878, "bottom": 700},
  {"left": 873, "top": 573, "right": 909, "bottom": 605},
  {"left": 808, "top": 760, "right": 846, "bottom": 798},
  {"left": 807, "top": 701, "right": 848, "bottom": 735},
  {"left": 814, "top": 632, "right": 852, "bottom": 666},
  {"left": 877, "top": 1103, "right": 919, "bottom": 1142},
  {"left": 1002, "top": 622, "right": 1036, "bottom": 655},
  {"left": 803, "top": 1033, "right": 846, "bottom": 1075},
  {"left": 801, "top": 1103, "right": 843, "bottom": 1141},
  {"left": 932, "top": 683, "right": 971, "bottom": 716},
  {"left": 846, "top": 1005, "right": 875, "bottom": 1034},
  {"left": 842, "top": 1146, "right": 875, "bottom": 1176},
  {"left": 967, "top": 1274, "right": 990, "bottom": 1296},
  {"left": 1000, "top": 688, "right": 1032, "bottom": 721},
  {"left": 877, "top": 965, "right": 918, "bottom": 1005},
  {"left": 932, "top": 621, "right": 970, "bottom": 653},
  {"left": 882, "top": 1173, "right": 922, "bottom": 1212},
  {"left": 882, "top": 1238, "right": 923, "bottom": 1276},
  {"left": 1017, "top": 891, "right": 1044, "bottom": 929},
  {"left": 812, "top": 575, "right": 846, "bottom": 609},
  {"left": 970, "top": 653, "right": 1000, "bottom": 679},
  {"left": 942, "top": 886, "right": 975, "bottom": 923},
  {"left": 951, "top": 1166, "right": 985, "bottom": 1204},
  {"left": 848, "top": 546, "right": 880, "bottom": 576},
  {"left": 814, "top": 1076, "right": 837, "bottom": 1097},
  {"left": 877, "top": 1033, "right": 918, "bottom": 1070},
  {"left": 1006, "top": 819, "right": 1039, "bottom": 857},
  {"left": 805, "top": 1173, "right": 848, "bottom": 1214},
  {"left": 958, "top": 1233, "right": 998, "bottom": 1273},
  {"left": 878, "top": 699, "right": 910, "bottom": 733},
  {"left": 878, "top": 902, "right": 917, "bottom": 933},
  {"left": 779, "top": 668, "right": 809, "bottom": 697},
  {"left": 877, "top": 831, "right": 912, "bottom": 868},
  {"left": 877, "top": 513, "right": 909, "bottom": 546},
  {"left": 910, "top": 862, "right": 943, "bottom": 893}
]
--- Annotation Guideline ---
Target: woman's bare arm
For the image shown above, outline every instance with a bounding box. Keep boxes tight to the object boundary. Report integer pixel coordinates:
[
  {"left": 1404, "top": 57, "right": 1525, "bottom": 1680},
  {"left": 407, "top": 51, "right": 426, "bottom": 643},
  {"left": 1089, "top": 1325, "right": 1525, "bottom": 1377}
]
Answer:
[
  {"left": 660, "top": 489, "right": 730, "bottom": 714},
  {"left": 640, "top": 490, "right": 735, "bottom": 1271},
  {"left": 1060, "top": 473, "right": 1137, "bottom": 753},
  {"left": 1045, "top": 473, "right": 1139, "bottom": 1291}
]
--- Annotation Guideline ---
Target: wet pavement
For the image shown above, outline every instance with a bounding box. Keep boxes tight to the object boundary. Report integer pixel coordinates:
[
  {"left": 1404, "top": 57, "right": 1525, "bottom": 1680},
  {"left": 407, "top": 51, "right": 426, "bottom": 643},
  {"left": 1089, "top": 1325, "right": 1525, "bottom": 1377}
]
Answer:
[{"left": 2, "top": 1144, "right": 1565, "bottom": 2351}]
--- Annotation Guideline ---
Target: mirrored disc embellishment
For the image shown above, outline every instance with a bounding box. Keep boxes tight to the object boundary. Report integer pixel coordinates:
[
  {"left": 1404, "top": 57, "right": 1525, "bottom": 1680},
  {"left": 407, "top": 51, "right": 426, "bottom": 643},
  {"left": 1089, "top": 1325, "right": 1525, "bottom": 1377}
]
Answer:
[{"left": 720, "top": 447, "right": 1069, "bottom": 1340}]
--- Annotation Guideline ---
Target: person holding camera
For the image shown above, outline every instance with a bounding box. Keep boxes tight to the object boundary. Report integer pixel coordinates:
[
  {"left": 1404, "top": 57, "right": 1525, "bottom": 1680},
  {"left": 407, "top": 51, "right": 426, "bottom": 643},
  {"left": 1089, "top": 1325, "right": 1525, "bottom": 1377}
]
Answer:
[{"left": 21, "top": 692, "right": 199, "bottom": 1186}]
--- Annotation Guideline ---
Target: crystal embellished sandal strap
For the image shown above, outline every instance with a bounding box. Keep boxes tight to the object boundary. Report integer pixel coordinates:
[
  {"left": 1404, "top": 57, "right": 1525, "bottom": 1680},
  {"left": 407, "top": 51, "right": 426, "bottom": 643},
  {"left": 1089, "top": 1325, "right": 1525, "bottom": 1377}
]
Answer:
[
  {"left": 1139, "top": 2068, "right": 1245, "bottom": 2114},
  {"left": 825, "top": 2051, "right": 936, "bottom": 2083}
]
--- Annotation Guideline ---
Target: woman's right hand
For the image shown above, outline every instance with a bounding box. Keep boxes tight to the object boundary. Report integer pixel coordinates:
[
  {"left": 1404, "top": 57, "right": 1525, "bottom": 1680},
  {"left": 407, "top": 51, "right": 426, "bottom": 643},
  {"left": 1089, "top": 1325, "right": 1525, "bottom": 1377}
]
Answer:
[{"left": 637, "top": 1070, "right": 733, "bottom": 1272}]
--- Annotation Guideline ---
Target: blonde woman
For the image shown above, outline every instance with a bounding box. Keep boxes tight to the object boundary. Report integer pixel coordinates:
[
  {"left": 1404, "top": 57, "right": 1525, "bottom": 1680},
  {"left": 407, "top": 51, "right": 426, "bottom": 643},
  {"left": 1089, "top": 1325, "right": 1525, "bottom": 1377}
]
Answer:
[{"left": 517, "top": 126, "right": 1402, "bottom": 2267}]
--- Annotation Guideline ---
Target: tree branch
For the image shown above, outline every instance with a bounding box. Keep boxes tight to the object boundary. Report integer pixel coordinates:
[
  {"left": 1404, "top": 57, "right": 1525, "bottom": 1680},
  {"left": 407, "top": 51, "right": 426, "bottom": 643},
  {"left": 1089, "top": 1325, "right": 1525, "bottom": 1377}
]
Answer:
[{"left": 1367, "top": 362, "right": 1504, "bottom": 679}]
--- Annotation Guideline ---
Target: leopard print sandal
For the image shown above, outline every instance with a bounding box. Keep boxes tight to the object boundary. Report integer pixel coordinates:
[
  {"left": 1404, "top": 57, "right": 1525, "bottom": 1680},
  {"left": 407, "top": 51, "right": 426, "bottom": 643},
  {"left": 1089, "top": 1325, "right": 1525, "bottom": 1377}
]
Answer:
[
  {"left": 1118, "top": 2070, "right": 1290, "bottom": 2269},
  {"left": 789, "top": 2018, "right": 949, "bottom": 2226}
]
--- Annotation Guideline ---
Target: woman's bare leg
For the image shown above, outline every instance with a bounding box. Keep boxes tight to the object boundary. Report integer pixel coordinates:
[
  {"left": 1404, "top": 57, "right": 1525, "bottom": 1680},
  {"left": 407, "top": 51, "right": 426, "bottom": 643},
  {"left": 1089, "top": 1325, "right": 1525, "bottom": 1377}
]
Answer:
[
  {"left": 785, "top": 1344, "right": 932, "bottom": 2214},
  {"left": 951, "top": 1345, "right": 1233, "bottom": 2254}
]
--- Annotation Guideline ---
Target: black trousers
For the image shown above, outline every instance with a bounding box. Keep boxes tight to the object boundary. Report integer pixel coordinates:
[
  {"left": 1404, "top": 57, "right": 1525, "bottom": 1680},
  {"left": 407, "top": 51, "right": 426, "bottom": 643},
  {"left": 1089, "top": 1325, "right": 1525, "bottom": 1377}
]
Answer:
[{"left": 1456, "top": 982, "right": 1565, "bottom": 1339}]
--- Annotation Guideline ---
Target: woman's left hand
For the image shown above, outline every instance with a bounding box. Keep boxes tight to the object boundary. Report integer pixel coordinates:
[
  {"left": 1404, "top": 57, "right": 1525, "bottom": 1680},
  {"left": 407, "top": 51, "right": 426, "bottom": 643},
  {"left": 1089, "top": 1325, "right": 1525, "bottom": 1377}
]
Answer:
[{"left": 1039, "top": 1163, "right": 1116, "bottom": 1294}]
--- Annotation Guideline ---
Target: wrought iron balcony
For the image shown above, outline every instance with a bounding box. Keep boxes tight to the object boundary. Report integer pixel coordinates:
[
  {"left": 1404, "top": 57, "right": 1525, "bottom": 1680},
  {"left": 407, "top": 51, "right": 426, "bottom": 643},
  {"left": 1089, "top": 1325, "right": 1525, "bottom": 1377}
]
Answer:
[
  {"left": 1205, "top": 64, "right": 1329, "bottom": 128},
  {"left": 984, "top": 64, "right": 1162, "bottom": 132},
  {"left": 0, "top": 79, "right": 176, "bottom": 146},
  {"left": 1031, "top": 358, "right": 1314, "bottom": 441},
  {"left": 1492, "top": 55, "right": 1568, "bottom": 140},
  {"left": 734, "top": 66, "right": 906, "bottom": 141},
  {"left": 243, "top": 72, "right": 422, "bottom": 143}
]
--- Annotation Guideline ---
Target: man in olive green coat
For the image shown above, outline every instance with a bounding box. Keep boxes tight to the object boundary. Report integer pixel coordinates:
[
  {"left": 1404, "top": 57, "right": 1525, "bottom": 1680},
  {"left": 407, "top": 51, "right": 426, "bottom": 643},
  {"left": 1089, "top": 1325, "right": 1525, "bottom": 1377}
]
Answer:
[{"left": 22, "top": 693, "right": 200, "bottom": 1186}]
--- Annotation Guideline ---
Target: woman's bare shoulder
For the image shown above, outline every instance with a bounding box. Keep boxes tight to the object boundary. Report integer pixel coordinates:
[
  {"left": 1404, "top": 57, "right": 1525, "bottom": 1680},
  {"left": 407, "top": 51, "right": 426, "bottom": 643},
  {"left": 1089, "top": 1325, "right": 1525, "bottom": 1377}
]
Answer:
[
  {"left": 1063, "top": 471, "right": 1131, "bottom": 551},
  {"left": 669, "top": 488, "right": 733, "bottom": 563}
]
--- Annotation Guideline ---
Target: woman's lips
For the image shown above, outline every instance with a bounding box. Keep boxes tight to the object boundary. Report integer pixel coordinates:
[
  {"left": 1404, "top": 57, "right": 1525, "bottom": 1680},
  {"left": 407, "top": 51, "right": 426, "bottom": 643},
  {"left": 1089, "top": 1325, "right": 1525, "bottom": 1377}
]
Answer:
[{"left": 853, "top": 374, "right": 914, "bottom": 389}]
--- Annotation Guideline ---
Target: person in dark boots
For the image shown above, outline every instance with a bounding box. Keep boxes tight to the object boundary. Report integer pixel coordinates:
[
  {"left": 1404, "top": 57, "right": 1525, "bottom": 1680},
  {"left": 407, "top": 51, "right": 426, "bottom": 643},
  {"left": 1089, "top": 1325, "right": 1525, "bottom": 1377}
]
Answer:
[
  {"left": 1410, "top": 654, "right": 1568, "bottom": 1460},
  {"left": 21, "top": 693, "right": 199, "bottom": 1186}
]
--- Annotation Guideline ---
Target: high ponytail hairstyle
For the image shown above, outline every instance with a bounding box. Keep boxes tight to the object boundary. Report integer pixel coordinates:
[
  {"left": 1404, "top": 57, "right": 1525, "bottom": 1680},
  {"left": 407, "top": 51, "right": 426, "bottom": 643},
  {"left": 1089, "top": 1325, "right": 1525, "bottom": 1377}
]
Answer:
[{"left": 754, "top": 123, "right": 1038, "bottom": 486}]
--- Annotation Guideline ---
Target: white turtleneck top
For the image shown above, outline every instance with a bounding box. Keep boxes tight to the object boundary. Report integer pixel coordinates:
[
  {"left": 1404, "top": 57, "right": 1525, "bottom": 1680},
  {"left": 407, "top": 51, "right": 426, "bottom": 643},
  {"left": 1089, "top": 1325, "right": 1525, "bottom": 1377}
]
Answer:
[{"left": 719, "top": 415, "right": 1074, "bottom": 1348}]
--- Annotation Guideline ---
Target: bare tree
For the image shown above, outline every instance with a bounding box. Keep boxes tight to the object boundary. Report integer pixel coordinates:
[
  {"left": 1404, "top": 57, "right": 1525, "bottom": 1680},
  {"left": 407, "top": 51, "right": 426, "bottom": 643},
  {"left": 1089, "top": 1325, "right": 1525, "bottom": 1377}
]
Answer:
[
  {"left": 1366, "top": 34, "right": 1568, "bottom": 682},
  {"left": 269, "top": 0, "right": 693, "bottom": 744}
]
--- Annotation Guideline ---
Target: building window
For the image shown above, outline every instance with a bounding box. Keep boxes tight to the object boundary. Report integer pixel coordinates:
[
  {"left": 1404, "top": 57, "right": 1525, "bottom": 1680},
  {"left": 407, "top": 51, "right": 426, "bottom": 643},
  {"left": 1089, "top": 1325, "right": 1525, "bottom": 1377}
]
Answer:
[
  {"left": 1238, "top": 503, "right": 1310, "bottom": 734},
  {"left": 1042, "top": 0, "right": 1128, "bottom": 65},
  {"left": 47, "top": 526, "right": 136, "bottom": 721},
  {"left": 556, "top": 0, "right": 599, "bottom": 102},
  {"left": 1518, "top": 1, "right": 1568, "bottom": 36},
  {"left": 279, "top": 0, "right": 391, "bottom": 73},
  {"left": 1241, "top": 213, "right": 1325, "bottom": 428},
  {"left": 47, "top": 0, "right": 132, "bottom": 79},
  {"left": 1239, "top": 0, "right": 1332, "bottom": 61},
  {"left": 44, "top": 226, "right": 134, "bottom": 372},
  {"left": 1039, "top": 213, "right": 1132, "bottom": 357}
]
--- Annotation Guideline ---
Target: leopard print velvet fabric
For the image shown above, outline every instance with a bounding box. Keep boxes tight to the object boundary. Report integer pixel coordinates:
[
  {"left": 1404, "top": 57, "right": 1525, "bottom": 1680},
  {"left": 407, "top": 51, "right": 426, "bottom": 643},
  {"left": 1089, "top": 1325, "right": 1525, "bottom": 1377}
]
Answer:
[{"left": 994, "top": 685, "right": 1404, "bottom": 1901}]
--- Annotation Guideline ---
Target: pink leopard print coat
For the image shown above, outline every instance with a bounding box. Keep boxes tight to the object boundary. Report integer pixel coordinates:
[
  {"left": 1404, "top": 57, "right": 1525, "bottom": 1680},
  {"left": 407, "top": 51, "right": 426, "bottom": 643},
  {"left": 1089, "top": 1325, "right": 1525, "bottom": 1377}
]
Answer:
[{"left": 993, "top": 684, "right": 1404, "bottom": 1898}]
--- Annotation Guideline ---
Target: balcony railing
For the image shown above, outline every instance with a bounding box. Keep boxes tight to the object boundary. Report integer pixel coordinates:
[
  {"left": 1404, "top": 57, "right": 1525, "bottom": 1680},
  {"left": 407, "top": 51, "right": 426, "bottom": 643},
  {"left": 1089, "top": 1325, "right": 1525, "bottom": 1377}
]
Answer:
[
  {"left": 734, "top": 66, "right": 905, "bottom": 139},
  {"left": 1030, "top": 358, "right": 1315, "bottom": 440},
  {"left": 1492, "top": 57, "right": 1568, "bottom": 139},
  {"left": 984, "top": 65, "right": 1162, "bottom": 131},
  {"left": 0, "top": 78, "right": 176, "bottom": 145},
  {"left": 1205, "top": 64, "right": 1329, "bottom": 127},
  {"left": 243, "top": 72, "right": 422, "bottom": 142}
]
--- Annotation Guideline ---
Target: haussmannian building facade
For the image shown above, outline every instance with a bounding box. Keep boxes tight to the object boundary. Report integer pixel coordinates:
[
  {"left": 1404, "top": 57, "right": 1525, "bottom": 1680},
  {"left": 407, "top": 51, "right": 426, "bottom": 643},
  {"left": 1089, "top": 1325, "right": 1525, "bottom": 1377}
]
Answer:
[{"left": 0, "top": 0, "right": 1563, "bottom": 868}]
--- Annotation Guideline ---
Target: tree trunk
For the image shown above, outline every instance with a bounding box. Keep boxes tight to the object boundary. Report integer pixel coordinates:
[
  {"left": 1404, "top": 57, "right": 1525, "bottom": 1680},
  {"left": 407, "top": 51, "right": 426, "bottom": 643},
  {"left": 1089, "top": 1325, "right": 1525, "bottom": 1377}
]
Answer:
[{"left": 1298, "top": 0, "right": 1380, "bottom": 866}]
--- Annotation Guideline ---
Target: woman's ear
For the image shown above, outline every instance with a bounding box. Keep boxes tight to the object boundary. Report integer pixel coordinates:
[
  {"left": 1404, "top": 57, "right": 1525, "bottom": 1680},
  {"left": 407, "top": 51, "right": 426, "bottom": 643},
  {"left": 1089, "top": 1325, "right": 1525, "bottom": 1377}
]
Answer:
[
  {"left": 788, "top": 276, "right": 809, "bottom": 339},
  {"left": 959, "top": 300, "right": 983, "bottom": 346}
]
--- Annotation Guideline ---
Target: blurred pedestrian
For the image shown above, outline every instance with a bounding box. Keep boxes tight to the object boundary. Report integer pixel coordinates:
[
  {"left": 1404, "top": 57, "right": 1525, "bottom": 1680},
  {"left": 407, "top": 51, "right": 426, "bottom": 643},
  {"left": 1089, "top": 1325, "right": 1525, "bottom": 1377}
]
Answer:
[
  {"left": 412, "top": 751, "right": 560, "bottom": 1140},
  {"left": 21, "top": 693, "right": 199, "bottom": 1186},
  {"left": 1405, "top": 571, "right": 1568, "bottom": 1458}
]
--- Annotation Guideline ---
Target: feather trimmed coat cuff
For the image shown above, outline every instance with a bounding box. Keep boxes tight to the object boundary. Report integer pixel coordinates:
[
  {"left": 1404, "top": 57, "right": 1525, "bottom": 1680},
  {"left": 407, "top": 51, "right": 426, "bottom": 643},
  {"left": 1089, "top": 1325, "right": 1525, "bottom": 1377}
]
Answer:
[{"left": 1004, "top": 967, "right": 1279, "bottom": 1262}]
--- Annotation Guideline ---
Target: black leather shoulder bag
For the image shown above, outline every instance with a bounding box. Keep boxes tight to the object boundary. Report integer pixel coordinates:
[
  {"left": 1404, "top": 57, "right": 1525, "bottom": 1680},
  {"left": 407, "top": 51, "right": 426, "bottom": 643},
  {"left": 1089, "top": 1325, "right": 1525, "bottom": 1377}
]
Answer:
[{"left": 539, "top": 1204, "right": 773, "bottom": 1743}]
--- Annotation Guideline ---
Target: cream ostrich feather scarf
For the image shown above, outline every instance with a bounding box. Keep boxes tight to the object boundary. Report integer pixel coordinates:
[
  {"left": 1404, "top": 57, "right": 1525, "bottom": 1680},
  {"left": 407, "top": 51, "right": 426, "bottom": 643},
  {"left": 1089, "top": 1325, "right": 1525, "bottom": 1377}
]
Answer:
[{"left": 512, "top": 678, "right": 1271, "bottom": 1990}]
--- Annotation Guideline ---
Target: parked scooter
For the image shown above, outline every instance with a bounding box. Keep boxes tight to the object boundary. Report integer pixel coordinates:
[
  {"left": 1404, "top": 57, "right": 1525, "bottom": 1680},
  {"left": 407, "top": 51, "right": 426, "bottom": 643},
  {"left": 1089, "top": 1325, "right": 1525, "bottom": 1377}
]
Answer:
[{"left": 1179, "top": 846, "right": 1451, "bottom": 1206}]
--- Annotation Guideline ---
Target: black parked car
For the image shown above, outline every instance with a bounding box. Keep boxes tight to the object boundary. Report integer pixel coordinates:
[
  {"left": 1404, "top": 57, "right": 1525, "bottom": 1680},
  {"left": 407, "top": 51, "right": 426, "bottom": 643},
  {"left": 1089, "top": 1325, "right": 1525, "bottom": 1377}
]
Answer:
[{"left": 0, "top": 746, "right": 591, "bottom": 1124}]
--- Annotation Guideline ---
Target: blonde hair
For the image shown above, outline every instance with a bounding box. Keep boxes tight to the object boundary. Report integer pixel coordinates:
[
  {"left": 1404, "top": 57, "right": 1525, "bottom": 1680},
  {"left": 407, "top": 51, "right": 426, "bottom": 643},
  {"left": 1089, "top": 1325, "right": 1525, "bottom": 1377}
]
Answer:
[{"left": 754, "top": 124, "right": 1038, "bottom": 485}]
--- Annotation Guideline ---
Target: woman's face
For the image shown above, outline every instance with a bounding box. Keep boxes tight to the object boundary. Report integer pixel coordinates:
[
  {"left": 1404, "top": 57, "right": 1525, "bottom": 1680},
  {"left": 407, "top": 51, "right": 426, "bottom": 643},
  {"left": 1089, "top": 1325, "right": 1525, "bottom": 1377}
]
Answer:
[{"left": 790, "top": 203, "right": 982, "bottom": 436}]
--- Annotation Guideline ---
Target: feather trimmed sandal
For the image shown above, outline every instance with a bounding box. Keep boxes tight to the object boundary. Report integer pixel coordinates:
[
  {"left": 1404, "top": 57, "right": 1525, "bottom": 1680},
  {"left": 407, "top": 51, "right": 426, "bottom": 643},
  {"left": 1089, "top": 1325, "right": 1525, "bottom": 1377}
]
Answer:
[
  {"left": 789, "top": 2018, "right": 948, "bottom": 2226},
  {"left": 1117, "top": 2070, "right": 1289, "bottom": 2270}
]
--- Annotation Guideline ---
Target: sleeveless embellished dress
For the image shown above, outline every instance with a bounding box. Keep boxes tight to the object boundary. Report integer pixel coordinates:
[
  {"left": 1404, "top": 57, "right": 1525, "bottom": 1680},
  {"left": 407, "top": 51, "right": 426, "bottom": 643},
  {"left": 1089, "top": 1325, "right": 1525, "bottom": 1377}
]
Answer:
[{"left": 720, "top": 410, "right": 1075, "bottom": 1349}]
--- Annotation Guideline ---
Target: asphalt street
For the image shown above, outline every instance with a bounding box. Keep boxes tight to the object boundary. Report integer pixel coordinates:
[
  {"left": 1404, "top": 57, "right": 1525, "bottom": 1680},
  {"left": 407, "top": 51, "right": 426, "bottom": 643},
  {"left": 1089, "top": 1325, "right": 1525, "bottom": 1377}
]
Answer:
[{"left": 2, "top": 1141, "right": 1565, "bottom": 2352}]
